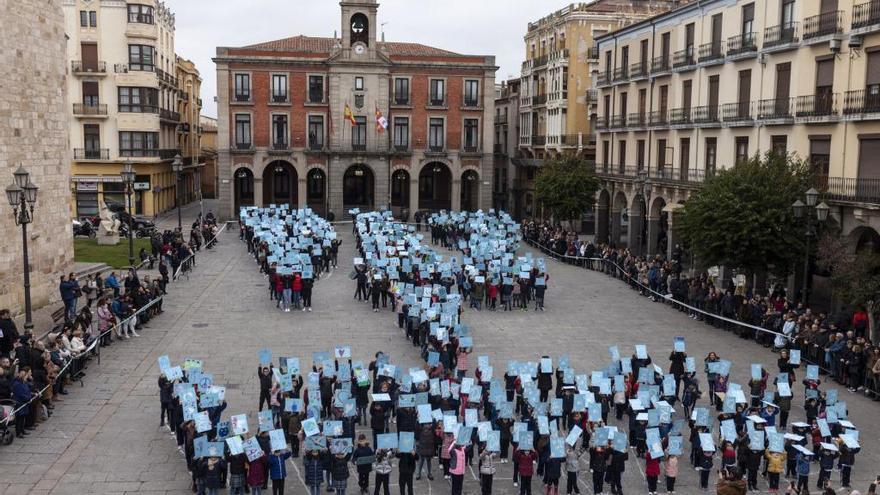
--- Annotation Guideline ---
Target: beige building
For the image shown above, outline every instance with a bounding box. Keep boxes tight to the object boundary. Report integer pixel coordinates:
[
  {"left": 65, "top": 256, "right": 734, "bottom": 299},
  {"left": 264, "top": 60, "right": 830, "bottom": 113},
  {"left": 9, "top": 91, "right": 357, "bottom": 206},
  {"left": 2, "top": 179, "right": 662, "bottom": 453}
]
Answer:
[
  {"left": 199, "top": 115, "right": 219, "bottom": 199},
  {"left": 1, "top": 0, "right": 74, "bottom": 320},
  {"left": 63, "top": 0, "right": 198, "bottom": 218},
  {"left": 516, "top": 0, "right": 682, "bottom": 220},
  {"left": 175, "top": 56, "right": 206, "bottom": 205},
  {"left": 595, "top": 0, "right": 880, "bottom": 258},
  {"left": 493, "top": 79, "right": 519, "bottom": 215}
]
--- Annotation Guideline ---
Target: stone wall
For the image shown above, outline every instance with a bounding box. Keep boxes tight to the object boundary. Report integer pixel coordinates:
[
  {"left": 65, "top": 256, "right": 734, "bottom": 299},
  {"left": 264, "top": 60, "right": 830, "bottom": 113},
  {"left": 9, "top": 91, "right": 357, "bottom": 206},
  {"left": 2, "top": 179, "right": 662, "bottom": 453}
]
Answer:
[{"left": 0, "top": 0, "right": 74, "bottom": 319}]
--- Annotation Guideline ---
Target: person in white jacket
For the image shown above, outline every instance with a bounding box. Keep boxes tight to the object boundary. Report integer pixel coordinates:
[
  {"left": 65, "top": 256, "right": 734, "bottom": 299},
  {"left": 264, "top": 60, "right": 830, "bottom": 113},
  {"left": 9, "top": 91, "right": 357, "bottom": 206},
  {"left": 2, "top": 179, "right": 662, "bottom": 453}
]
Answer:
[{"left": 775, "top": 313, "right": 797, "bottom": 350}]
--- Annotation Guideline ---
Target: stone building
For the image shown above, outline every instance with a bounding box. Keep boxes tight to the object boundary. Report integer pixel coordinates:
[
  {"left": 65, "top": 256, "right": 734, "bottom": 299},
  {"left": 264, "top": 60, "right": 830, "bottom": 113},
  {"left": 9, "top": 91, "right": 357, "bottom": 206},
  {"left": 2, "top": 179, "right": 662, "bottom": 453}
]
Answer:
[
  {"left": 594, "top": 0, "right": 880, "bottom": 262},
  {"left": 63, "top": 0, "right": 201, "bottom": 217},
  {"left": 0, "top": 0, "right": 74, "bottom": 318},
  {"left": 175, "top": 55, "right": 206, "bottom": 205},
  {"left": 493, "top": 79, "right": 520, "bottom": 215},
  {"left": 214, "top": 0, "right": 497, "bottom": 221},
  {"left": 199, "top": 115, "right": 219, "bottom": 199}
]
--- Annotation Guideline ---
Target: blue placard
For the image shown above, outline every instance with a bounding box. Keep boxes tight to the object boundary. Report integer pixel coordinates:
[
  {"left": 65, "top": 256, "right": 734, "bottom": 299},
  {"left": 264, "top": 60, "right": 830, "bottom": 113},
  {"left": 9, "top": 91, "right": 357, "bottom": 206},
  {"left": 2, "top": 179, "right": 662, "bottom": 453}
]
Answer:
[
  {"left": 806, "top": 365, "right": 819, "bottom": 381},
  {"left": 749, "top": 430, "right": 765, "bottom": 450},
  {"left": 668, "top": 436, "right": 683, "bottom": 456},
  {"left": 398, "top": 431, "right": 415, "bottom": 452},
  {"left": 258, "top": 348, "right": 272, "bottom": 366},
  {"left": 673, "top": 337, "right": 685, "bottom": 353},
  {"left": 550, "top": 436, "right": 565, "bottom": 458},
  {"left": 685, "top": 357, "right": 696, "bottom": 373},
  {"left": 789, "top": 350, "right": 801, "bottom": 365},
  {"left": 377, "top": 433, "right": 398, "bottom": 450}
]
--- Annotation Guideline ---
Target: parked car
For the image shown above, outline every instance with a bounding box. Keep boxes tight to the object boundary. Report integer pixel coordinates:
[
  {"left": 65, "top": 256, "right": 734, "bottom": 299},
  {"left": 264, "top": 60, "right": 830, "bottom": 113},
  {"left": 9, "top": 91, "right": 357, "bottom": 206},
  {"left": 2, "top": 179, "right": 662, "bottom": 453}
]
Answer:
[{"left": 112, "top": 210, "right": 155, "bottom": 231}]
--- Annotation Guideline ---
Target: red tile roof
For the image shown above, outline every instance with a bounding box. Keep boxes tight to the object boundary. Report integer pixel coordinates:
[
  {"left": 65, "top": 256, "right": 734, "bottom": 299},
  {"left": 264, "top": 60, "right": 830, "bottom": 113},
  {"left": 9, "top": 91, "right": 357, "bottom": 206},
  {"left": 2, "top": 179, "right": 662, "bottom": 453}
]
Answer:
[{"left": 241, "top": 35, "right": 464, "bottom": 57}]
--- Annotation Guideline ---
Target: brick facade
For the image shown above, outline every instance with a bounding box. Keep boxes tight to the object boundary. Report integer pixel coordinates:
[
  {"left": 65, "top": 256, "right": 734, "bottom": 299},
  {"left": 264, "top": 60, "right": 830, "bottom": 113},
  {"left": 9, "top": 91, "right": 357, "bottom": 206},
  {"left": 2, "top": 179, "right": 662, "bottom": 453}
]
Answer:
[
  {"left": 214, "top": 0, "right": 497, "bottom": 221},
  {"left": 0, "top": 0, "right": 74, "bottom": 317}
]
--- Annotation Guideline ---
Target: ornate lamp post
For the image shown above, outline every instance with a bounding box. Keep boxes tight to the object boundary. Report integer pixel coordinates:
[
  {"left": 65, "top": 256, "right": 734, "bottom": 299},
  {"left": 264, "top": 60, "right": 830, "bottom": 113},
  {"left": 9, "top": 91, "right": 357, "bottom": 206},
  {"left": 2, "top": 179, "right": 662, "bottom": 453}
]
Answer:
[
  {"left": 120, "top": 160, "right": 137, "bottom": 267},
  {"left": 792, "top": 187, "right": 830, "bottom": 305},
  {"left": 173, "top": 154, "right": 184, "bottom": 231},
  {"left": 5, "top": 165, "right": 39, "bottom": 330}
]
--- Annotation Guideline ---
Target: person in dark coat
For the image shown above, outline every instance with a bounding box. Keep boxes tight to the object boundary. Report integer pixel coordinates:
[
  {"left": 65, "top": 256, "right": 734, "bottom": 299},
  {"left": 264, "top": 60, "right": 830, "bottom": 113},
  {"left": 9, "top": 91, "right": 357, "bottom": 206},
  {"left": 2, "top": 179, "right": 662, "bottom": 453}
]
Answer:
[
  {"left": 397, "top": 447, "right": 417, "bottom": 495},
  {"left": 202, "top": 456, "right": 227, "bottom": 494},
  {"left": 303, "top": 449, "right": 325, "bottom": 493},
  {"left": 352, "top": 434, "right": 374, "bottom": 494},
  {"left": 11, "top": 367, "right": 33, "bottom": 437},
  {"left": 0, "top": 309, "right": 19, "bottom": 358},
  {"left": 416, "top": 422, "right": 436, "bottom": 480},
  {"left": 330, "top": 451, "right": 352, "bottom": 492}
]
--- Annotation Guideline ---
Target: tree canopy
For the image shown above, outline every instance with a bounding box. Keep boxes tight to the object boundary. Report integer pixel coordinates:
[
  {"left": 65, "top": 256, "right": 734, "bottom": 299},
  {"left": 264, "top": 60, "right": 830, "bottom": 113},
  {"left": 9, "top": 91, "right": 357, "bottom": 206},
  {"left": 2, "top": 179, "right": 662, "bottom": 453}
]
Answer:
[
  {"left": 534, "top": 156, "right": 600, "bottom": 224},
  {"left": 678, "top": 153, "right": 813, "bottom": 276}
]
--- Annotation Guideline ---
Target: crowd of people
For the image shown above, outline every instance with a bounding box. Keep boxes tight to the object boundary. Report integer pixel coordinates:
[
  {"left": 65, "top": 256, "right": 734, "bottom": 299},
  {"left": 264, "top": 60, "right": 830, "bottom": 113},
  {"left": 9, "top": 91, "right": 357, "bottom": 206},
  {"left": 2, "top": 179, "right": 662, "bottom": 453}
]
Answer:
[
  {"left": 0, "top": 215, "right": 220, "bottom": 441},
  {"left": 239, "top": 206, "right": 341, "bottom": 313},
  {"left": 522, "top": 221, "right": 880, "bottom": 401}
]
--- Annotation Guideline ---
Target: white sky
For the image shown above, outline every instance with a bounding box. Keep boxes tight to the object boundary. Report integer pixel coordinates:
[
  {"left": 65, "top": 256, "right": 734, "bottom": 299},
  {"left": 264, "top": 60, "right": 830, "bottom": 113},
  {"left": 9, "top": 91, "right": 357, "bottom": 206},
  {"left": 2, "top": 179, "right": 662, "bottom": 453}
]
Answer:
[{"left": 166, "top": 0, "right": 567, "bottom": 118}]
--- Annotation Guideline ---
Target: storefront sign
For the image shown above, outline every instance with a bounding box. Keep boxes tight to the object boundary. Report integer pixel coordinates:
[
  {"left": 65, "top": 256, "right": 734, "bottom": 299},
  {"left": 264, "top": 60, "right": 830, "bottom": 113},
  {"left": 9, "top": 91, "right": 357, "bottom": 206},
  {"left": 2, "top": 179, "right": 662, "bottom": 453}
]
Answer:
[
  {"left": 76, "top": 182, "right": 98, "bottom": 192},
  {"left": 134, "top": 181, "right": 151, "bottom": 191}
]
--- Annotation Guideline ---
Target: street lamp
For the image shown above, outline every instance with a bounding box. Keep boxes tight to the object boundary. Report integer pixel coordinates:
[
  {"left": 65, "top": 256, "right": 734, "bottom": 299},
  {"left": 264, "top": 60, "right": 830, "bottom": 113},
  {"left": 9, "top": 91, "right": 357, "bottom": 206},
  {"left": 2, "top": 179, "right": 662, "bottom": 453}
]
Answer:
[
  {"left": 120, "top": 160, "right": 137, "bottom": 267},
  {"left": 5, "top": 165, "right": 39, "bottom": 330},
  {"left": 791, "top": 187, "right": 830, "bottom": 305},
  {"left": 172, "top": 154, "right": 183, "bottom": 231}
]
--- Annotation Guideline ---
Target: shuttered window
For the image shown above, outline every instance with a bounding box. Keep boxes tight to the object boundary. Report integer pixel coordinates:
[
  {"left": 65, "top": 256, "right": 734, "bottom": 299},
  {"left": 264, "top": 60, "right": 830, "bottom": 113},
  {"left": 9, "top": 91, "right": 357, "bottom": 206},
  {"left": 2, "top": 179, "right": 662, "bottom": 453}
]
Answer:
[{"left": 858, "top": 138, "right": 880, "bottom": 179}]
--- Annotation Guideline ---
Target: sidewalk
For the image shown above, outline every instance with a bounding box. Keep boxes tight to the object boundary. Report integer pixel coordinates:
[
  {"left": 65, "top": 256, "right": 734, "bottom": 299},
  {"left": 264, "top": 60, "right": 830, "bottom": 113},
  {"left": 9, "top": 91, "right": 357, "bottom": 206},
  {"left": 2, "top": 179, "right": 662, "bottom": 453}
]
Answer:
[{"left": 151, "top": 199, "right": 220, "bottom": 232}]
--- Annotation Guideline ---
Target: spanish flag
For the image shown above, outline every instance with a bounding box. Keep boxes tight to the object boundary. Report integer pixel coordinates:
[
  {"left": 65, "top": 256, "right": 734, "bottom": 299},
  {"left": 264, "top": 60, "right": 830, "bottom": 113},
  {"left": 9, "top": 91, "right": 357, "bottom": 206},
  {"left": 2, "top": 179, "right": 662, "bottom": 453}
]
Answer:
[{"left": 343, "top": 103, "right": 356, "bottom": 125}]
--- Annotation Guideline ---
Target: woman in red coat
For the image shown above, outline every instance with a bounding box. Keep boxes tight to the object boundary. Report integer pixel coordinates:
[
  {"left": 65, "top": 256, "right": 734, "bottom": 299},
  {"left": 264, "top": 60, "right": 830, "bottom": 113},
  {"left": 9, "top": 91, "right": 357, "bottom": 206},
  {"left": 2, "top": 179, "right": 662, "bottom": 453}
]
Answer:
[
  {"left": 292, "top": 274, "right": 303, "bottom": 309},
  {"left": 247, "top": 453, "right": 268, "bottom": 492},
  {"left": 514, "top": 448, "right": 538, "bottom": 494},
  {"left": 645, "top": 451, "right": 661, "bottom": 494}
]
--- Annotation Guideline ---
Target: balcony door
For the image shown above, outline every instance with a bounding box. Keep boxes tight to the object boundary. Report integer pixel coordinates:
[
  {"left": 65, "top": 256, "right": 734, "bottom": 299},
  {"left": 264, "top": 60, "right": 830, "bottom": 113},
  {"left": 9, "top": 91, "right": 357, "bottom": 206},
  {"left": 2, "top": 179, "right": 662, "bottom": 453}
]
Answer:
[
  {"left": 816, "top": 57, "right": 835, "bottom": 114},
  {"left": 711, "top": 14, "right": 723, "bottom": 47},
  {"left": 81, "top": 42, "right": 98, "bottom": 71},
  {"left": 738, "top": 69, "right": 751, "bottom": 118},
  {"left": 868, "top": 51, "right": 880, "bottom": 111},
  {"left": 859, "top": 138, "right": 880, "bottom": 181},
  {"left": 708, "top": 76, "right": 720, "bottom": 119},
  {"left": 775, "top": 63, "right": 791, "bottom": 115}
]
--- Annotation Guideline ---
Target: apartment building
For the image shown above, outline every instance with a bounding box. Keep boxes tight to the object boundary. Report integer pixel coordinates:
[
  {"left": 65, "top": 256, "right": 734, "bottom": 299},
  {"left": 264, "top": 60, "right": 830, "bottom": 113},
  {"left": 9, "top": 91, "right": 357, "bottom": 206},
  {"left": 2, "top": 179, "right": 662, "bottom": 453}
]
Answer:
[
  {"left": 64, "top": 1, "right": 199, "bottom": 217},
  {"left": 214, "top": 0, "right": 497, "bottom": 220},
  {"left": 175, "top": 56, "right": 205, "bottom": 204},
  {"left": 595, "top": 0, "right": 880, "bottom": 258},
  {"left": 516, "top": 0, "right": 682, "bottom": 221},
  {"left": 493, "top": 79, "right": 519, "bottom": 215}
]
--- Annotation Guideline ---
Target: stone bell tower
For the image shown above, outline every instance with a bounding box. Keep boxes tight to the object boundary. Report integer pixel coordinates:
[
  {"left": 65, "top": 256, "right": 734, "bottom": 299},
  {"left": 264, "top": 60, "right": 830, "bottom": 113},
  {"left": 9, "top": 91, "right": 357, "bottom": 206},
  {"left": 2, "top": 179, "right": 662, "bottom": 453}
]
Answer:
[{"left": 340, "top": 0, "right": 379, "bottom": 59}]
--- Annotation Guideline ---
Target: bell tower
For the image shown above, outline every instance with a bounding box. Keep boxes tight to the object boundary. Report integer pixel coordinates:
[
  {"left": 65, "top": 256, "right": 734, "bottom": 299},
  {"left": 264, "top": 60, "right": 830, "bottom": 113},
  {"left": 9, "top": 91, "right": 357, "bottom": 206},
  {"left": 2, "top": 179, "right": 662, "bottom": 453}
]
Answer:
[{"left": 340, "top": 0, "right": 378, "bottom": 53}]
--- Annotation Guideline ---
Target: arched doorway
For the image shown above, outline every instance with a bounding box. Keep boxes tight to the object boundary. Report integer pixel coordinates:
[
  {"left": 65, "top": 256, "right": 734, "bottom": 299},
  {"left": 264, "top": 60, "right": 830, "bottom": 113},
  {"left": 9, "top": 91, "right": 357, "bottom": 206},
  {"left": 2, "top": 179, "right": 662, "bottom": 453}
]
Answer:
[
  {"left": 629, "top": 195, "right": 647, "bottom": 256},
  {"left": 343, "top": 164, "right": 374, "bottom": 211},
  {"left": 234, "top": 168, "right": 254, "bottom": 213},
  {"left": 262, "top": 160, "right": 297, "bottom": 206},
  {"left": 306, "top": 168, "right": 326, "bottom": 217},
  {"left": 853, "top": 226, "right": 880, "bottom": 254},
  {"left": 460, "top": 170, "right": 480, "bottom": 212},
  {"left": 419, "top": 162, "right": 451, "bottom": 211},
  {"left": 611, "top": 190, "right": 628, "bottom": 247},
  {"left": 391, "top": 169, "right": 411, "bottom": 220},
  {"left": 649, "top": 196, "right": 669, "bottom": 257}
]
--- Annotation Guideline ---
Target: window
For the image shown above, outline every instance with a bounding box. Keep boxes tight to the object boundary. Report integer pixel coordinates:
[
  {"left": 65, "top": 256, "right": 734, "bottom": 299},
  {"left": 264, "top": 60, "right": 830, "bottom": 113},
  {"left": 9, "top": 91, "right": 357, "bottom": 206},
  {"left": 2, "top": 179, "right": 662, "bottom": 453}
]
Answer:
[
  {"left": 234, "top": 114, "right": 251, "bottom": 149},
  {"left": 308, "top": 115, "right": 324, "bottom": 150},
  {"left": 128, "top": 45, "right": 155, "bottom": 71},
  {"left": 637, "top": 140, "right": 646, "bottom": 171},
  {"left": 735, "top": 136, "right": 749, "bottom": 164},
  {"left": 272, "top": 115, "right": 288, "bottom": 149},
  {"left": 75, "top": 183, "right": 99, "bottom": 216},
  {"left": 355, "top": 76, "right": 364, "bottom": 91},
  {"left": 393, "top": 117, "right": 409, "bottom": 150},
  {"left": 83, "top": 124, "right": 101, "bottom": 158},
  {"left": 128, "top": 4, "right": 154, "bottom": 24},
  {"left": 809, "top": 137, "right": 830, "bottom": 175},
  {"left": 82, "top": 81, "right": 99, "bottom": 106},
  {"left": 464, "top": 80, "right": 480, "bottom": 107},
  {"left": 308, "top": 76, "right": 324, "bottom": 103},
  {"left": 705, "top": 137, "right": 717, "bottom": 175},
  {"left": 119, "top": 131, "right": 158, "bottom": 157},
  {"left": 741, "top": 3, "right": 755, "bottom": 35},
  {"left": 272, "top": 75, "right": 288, "bottom": 103},
  {"left": 352, "top": 116, "right": 367, "bottom": 150},
  {"left": 118, "top": 87, "right": 158, "bottom": 113},
  {"left": 90, "top": 11, "right": 97, "bottom": 27},
  {"left": 463, "top": 119, "right": 479, "bottom": 151},
  {"left": 679, "top": 138, "right": 690, "bottom": 180},
  {"left": 394, "top": 78, "right": 410, "bottom": 105},
  {"left": 657, "top": 138, "right": 667, "bottom": 170},
  {"left": 429, "top": 118, "right": 444, "bottom": 151},
  {"left": 618, "top": 140, "right": 627, "bottom": 173},
  {"left": 772, "top": 135, "right": 788, "bottom": 156},
  {"left": 602, "top": 140, "right": 610, "bottom": 172},
  {"left": 80, "top": 11, "right": 96, "bottom": 27},
  {"left": 430, "top": 79, "right": 445, "bottom": 106},
  {"left": 234, "top": 74, "right": 251, "bottom": 102},
  {"left": 102, "top": 182, "right": 126, "bottom": 211}
]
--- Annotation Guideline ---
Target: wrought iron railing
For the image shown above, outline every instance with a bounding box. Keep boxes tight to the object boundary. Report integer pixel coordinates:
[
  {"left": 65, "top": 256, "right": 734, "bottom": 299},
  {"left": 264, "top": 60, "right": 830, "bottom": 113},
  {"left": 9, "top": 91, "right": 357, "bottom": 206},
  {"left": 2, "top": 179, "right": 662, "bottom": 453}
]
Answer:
[
  {"left": 698, "top": 41, "right": 725, "bottom": 63},
  {"left": 804, "top": 10, "right": 844, "bottom": 39},
  {"left": 672, "top": 49, "right": 696, "bottom": 69},
  {"left": 757, "top": 98, "right": 794, "bottom": 119},
  {"left": 73, "top": 148, "right": 109, "bottom": 160},
  {"left": 764, "top": 23, "right": 800, "bottom": 48},
  {"left": 794, "top": 93, "right": 838, "bottom": 117},
  {"left": 843, "top": 89, "right": 880, "bottom": 114},
  {"left": 73, "top": 103, "right": 107, "bottom": 116},
  {"left": 853, "top": 1, "right": 880, "bottom": 29},
  {"left": 721, "top": 101, "right": 753, "bottom": 122},
  {"left": 727, "top": 32, "right": 758, "bottom": 56},
  {"left": 651, "top": 55, "right": 671, "bottom": 73}
]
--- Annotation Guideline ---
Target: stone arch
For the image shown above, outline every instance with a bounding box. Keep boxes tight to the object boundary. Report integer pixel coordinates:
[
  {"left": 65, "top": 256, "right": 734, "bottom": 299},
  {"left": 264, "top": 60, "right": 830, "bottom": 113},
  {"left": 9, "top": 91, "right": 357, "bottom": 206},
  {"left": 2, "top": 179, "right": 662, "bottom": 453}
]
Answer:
[
  {"left": 418, "top": 161, "right": 452, "bottom": 211},
  {"left": 391, "top": 168, "right": 411, "bottom": 211},
  {"left": 647, "top": 195, "right": 669, "bottom": 257},
  {"left": 848, "top": 226, "right": 880, "bottom": 254},
  {"left": 262, "top": 160, "right": 297, "bottom": 206},
  {"left": 610, "top": 190, "right": 629, "bottom": 247},
  {"left": 460, "top": 169, "right": 480, "bottom": 212},
  {"left": 629, "top": 193, "right": 648, "bottom": 255},
  {"left": 595, "top": 189, "right": 612, "bottom": 244},
  {"left": 343, "top": 163, "right": 375, "bottom": 212},
  {"left": 233, "top": 167, "right": 254, "bottom": 213},
  {"left": 305, "top": 167, "right": 327, "bottom": 217}
]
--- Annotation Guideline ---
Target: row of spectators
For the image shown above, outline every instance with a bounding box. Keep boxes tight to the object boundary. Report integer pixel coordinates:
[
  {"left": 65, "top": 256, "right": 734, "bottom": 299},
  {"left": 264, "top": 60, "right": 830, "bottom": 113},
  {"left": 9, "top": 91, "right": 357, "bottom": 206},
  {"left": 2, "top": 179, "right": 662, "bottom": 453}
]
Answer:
[{"left": 522, "top": 221, "right": 880, "bottom": 400}]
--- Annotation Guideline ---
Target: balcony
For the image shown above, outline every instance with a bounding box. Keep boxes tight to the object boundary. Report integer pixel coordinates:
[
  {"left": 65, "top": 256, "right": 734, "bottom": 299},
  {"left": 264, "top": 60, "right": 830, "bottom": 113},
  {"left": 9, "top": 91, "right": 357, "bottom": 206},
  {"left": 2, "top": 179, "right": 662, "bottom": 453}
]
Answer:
[
  {"left": 630, "top": 61, "right": 648, "bottom": 81},
  {"left": 727, "top": 32, "right": 758, "bottom": 59},
  {"left": 532, "top": 55, "right": 549, "bottom": 69},
  {"left": 271, "top": 94, "right": 289, "bottom": 104},
  {"left": 119, "top": 148, "right": 159, "bottom": 158},
  {"left": 596, "top": 71, "right": 611, "bottom": 87},
  {"left": 532, "top": 94, "right": 548, "bottom": 106},
  {"left": 270, "top": 141, "right": 290, "bottom": 152},
  {"left": 234, "top": 93, "right": 251, "bottom": 103},
  {"left": 756, "top": 97, "right": 795, "bottom": 123},
  {"left": 650, "top": 55, "right": 671, "bottom": 75},
  {"left": 531, "top": 135, "right": 546, "bottom": 146},
  {"left": 763, "top": 23, "right": 800, "bottom": 52},
  {"left": 627, "top": 112, "right": 648, "bottom": 128},
  {"left": 73, "top": 148, "right": 109, "bottom": 160},
  {"left": 178, "top": 123, "right": 191, "bottom": 134},
  {"left": 595, "top": 116, "right": 609, "bottom": 130},
  {"left": 520, "top": 96, "right": 532, "bottom": 107},
  {"left": 158, "top": 149, "right": 179, "bottom": 160},
  {"left": 427, "top": 144, "right": 445, "bottom": 153},
  {"left": 597, "top": 165, "right": 640, "bottom": 179},
  {"left": 613, "top": 66, "right": 629, "bottom": 83},
  {"left": 818, "top": 175, "right": 880, "bottom": 204},
  {"left": 309, "top": 140, "right": 325, "bottom": 151},
  {"left": 429, "top": 98, "right": 445, "bottom": 107},
  {"left": 71, "top": 60, "right": 107, "bottom": 75},
  {"left": 548, "top": 90, "right": 567, "bottom": 101},
  {"left": 393, "top": 96, "right": 410, "bottom": 106},
  {"left": 463, "top": 98, "right": 480, "bottom": 108},
  {"left": 651, "top": 167, "right": 707, "bottom": 184},
  {"left": 698, "top": 41, "right": 725, "bottom": 65},
  {"left": 560, "top": 134, "right": 582, "bottom": 147},
  {"left": 803, "top": 10, "right": 844, "bottom": 42},
  {"left": 610, "top": 115, "right": 626, "bottom": 129},
  {"left": 178, "top": 91, "right": 190, "bottom": 102},
  {"left": 853, "top": 1, "right": 880, "bottom": 33},
  {"left": 794, "top": 93, "right": 838, "bottom": 121},
  {"left": 159, "top": 108, "right": 180, "bottom": 122},
  {"left": 843, "top": 89, "right": 880, "bottom": 119},
  {"left": 548, "top": 49, "right": 569, "bottom": 64},
  {"left": 721, "top": 101, "right": 754, "bottom": 124},
  {"left": 649, "top": 110, "right": 668, "bottom": 127},
  {"left": 669, "top": 107, "right": 692, "bottom": 126},
  {"left": 462, "top": 145, "right": 479, "bottom": 154},
  {"left": 672, "top": 49, "right": 696, "bottom": 71},
  {"left": 692, "top": 105, "right": 721, "bottom": 127},
  {"left": 233, "top": 142, "right": 253, "bottom": 152},
  {"left": 72, "top": 103, "right": 108, "bottom": 117}
]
